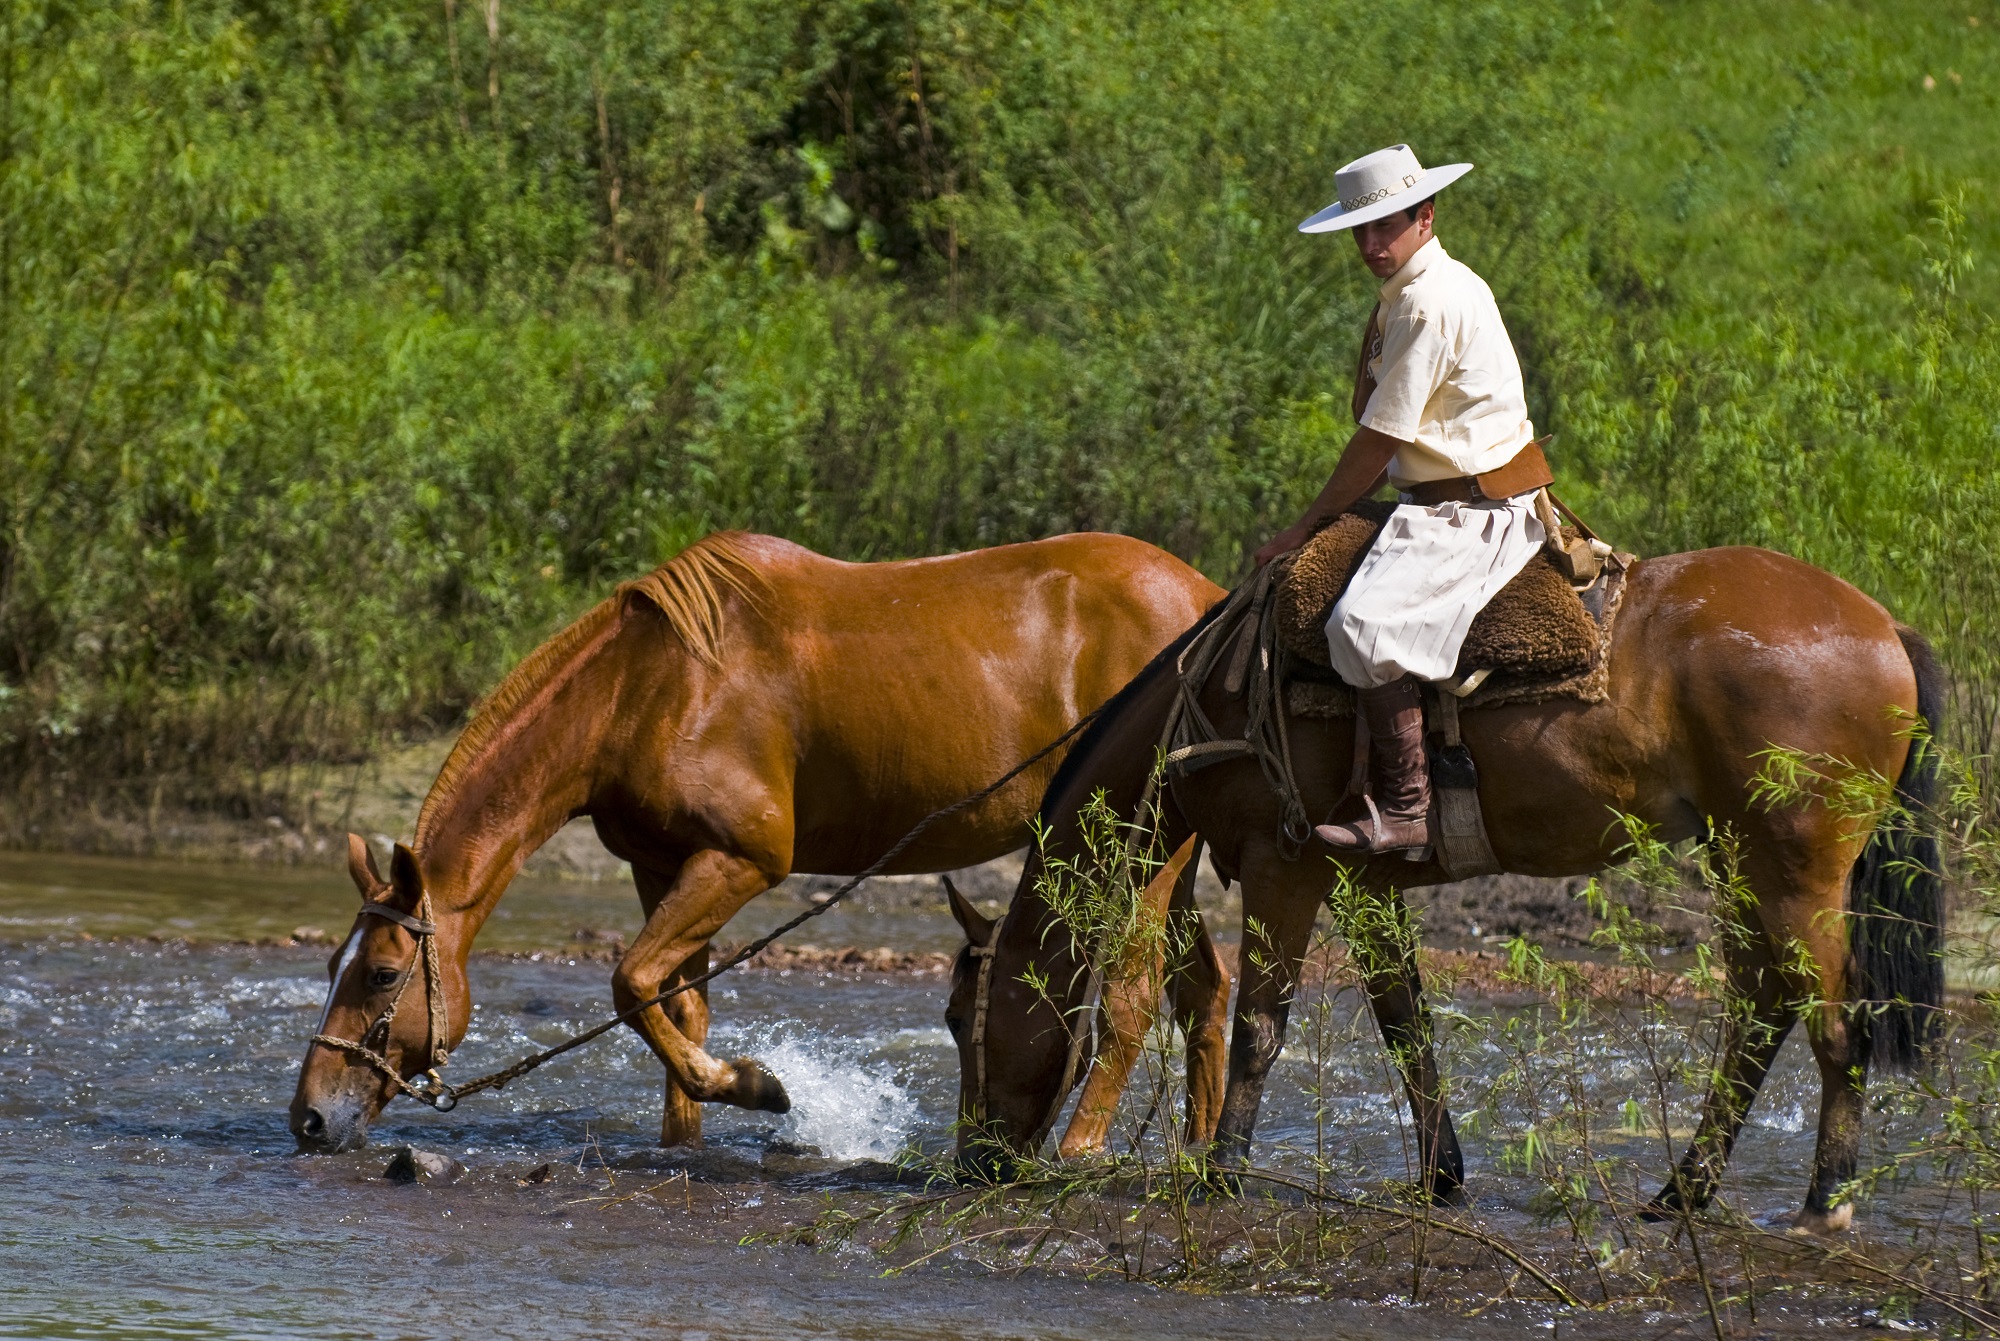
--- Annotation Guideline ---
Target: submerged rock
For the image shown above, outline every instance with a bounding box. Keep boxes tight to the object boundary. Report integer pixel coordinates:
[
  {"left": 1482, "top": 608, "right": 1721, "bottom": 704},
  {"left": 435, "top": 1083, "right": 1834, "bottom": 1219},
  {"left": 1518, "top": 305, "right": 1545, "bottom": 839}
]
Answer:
[{"left": 383, "top": 1146, "right": 465, "bottom": 1185}]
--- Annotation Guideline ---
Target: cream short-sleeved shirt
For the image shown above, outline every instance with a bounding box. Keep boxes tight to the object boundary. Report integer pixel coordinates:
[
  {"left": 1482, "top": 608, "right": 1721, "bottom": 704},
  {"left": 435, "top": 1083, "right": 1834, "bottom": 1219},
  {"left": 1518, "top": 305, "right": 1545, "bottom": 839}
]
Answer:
[{"left": 1359, "top": 237, "right": 1534, "bottom": 486}]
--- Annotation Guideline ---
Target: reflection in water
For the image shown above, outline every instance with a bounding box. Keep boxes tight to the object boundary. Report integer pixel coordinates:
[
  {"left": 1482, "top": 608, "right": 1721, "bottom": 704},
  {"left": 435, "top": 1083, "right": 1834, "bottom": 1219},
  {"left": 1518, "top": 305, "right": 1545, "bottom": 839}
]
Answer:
[{"left": 0, "top": 849, "right": 974, "bottom": 954}]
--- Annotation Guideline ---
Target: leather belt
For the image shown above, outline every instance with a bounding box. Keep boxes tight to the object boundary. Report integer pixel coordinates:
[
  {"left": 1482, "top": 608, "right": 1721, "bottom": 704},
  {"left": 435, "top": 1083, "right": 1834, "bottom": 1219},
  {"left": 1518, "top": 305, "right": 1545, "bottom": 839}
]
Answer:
[
  {"left": 1402, "top": 475, "right": 1485, "bottom": 507},
  {"left": 1398, "top": 436, "right": 1556, "bottom": 508}
]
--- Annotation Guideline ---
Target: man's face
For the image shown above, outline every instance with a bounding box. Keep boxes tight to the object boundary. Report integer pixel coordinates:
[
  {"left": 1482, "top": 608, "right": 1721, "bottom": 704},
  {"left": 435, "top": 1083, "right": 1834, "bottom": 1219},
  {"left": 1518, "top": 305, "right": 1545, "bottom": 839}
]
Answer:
[{"left": 1353, "top": 202, "right": 1434, "bottom": 280}]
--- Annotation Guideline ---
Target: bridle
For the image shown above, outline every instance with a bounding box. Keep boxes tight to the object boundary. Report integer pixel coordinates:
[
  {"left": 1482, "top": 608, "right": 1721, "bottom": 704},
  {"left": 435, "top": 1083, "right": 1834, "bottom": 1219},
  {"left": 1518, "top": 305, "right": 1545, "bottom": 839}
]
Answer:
[
  {"left": 296, "top": 709, "right": 1114, "bottom": 1124},
  {"left": 308, "top": 893, "right": 459, "bottom": 1111},
  {"left": 963, "top": 899, "right": 1100, "bottom": 1157}
]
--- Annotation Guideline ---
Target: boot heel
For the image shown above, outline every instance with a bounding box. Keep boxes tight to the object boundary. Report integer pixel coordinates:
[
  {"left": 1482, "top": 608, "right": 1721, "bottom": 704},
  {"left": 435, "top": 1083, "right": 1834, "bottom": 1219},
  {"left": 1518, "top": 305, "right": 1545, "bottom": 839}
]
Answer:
[{"left": 1401, "top": 846, "right": 1431, "bottom": 863}]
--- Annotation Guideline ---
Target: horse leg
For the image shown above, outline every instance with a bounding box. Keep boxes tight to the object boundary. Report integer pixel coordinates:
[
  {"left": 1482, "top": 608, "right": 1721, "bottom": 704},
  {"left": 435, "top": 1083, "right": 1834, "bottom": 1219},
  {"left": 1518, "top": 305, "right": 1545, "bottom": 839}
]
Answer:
[
  {"left": 1651, "top": 814, "right": 1863, "bottom": 1233},
  {"left": 1058, "top": 836, "right": 1199, "bottom": 1158},
  {"left": 1773, "top": 883, "right": 1867, "bottom": 1234},
  {"left": 1168, "top": 889, "right": 1232, "bottom": 1149},
  {"left": 1643, "top": 947, "right": 1794, "bottom": 1221},
  {"left": 632, "top": 865, "right": 713, "bottom": 1147},
  {"left": 1353, "top": 900, "right": 1465, "bottom": 1203},
  {"left": 1214, "top": 854, "right": 1320, "bottom": 1169},
  {"left": 612, "top": 849, "right": 791, "bottom": 1115}
]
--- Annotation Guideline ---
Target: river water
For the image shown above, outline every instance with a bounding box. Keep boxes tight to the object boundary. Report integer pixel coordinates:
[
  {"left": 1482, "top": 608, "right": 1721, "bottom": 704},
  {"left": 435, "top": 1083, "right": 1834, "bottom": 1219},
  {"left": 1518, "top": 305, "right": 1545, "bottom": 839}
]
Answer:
[{"left": 0, "top": 853, "right": 1950, "bottom": 1338}]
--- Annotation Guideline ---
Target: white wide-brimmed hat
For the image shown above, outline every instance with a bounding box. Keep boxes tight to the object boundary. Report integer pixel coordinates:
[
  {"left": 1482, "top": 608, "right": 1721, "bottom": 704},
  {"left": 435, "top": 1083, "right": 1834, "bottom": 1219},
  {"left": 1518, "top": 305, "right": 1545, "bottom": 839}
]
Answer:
[{"left": 1297, "top": 144, "right": 1473, "bottom": 233}]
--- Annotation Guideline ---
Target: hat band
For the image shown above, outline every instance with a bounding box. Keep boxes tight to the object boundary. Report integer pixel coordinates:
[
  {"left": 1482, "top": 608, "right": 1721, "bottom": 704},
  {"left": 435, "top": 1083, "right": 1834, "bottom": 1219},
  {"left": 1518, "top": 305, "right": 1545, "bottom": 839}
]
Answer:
[{"left": 1340, "top": 172, "right": 1424, "bottom": 213}]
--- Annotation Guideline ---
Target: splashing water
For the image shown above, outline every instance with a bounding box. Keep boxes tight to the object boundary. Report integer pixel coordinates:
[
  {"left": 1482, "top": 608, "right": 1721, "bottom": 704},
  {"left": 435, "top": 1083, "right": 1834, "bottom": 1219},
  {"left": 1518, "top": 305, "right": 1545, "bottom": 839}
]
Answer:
[{"left": 750, "top": 1028, "right": 921, "bottom": 1161}]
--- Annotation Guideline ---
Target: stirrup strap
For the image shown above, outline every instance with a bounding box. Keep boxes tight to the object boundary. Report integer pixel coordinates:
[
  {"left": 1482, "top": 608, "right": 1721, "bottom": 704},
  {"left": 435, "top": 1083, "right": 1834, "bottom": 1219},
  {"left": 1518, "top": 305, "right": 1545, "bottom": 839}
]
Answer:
[{"left": 1343, "top": 705, "right": 1371, "bottom": 804}]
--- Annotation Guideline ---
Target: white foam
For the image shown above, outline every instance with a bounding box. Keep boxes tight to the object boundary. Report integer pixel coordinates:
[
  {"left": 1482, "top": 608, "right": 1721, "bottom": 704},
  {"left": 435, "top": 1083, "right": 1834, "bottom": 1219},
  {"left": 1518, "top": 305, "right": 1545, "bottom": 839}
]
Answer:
[
  {"left": 752, "top": 1030, "right": 920, "bottom": 1162},
  {"left": 228, "top": 975, "right": 325, "bottom": 1009},
  {"left": 1753, "top": 1101, "right": 1808, "bottom": 1134}
]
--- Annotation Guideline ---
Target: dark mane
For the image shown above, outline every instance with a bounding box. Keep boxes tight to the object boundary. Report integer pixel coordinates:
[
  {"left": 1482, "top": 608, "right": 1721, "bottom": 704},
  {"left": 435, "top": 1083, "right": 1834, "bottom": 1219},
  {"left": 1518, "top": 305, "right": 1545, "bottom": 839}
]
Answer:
[{"left": 1036, "top": 597, "right": 1230, "bottom": 823}]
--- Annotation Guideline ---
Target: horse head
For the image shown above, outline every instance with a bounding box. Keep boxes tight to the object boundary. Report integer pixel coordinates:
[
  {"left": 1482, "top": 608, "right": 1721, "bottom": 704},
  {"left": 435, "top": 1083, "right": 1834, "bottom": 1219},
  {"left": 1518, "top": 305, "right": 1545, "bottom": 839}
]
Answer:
[
  {"left": 944, "top": 877, "right": 1087, "bottom": 1179},
  {"left": 289, "top": 834, "right": 471, "bottom": 1153}
]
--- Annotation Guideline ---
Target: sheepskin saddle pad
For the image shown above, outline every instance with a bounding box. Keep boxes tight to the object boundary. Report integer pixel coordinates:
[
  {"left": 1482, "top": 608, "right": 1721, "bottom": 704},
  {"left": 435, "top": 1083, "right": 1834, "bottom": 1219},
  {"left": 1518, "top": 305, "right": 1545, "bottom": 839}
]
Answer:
[{"left": 1274, "top": 499, "right": 1613, "bottom": 703}]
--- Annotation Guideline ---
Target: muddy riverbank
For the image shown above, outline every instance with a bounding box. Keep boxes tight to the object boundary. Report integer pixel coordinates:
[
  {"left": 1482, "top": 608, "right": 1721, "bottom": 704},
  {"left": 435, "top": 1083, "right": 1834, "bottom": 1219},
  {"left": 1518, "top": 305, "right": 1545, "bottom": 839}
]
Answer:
[
  {"left": 0, "top": 848, "right": 1706, "bottom": 1008},
  {"left": 2, "top": 732, "right": 1715, "bottom": 960}
]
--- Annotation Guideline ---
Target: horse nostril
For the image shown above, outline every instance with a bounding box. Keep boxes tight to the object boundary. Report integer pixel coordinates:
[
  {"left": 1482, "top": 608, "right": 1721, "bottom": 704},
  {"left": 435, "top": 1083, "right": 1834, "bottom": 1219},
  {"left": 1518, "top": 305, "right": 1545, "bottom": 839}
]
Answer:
[{"left": 300, "top": 1107, "right": 326, "bottom": 1138}]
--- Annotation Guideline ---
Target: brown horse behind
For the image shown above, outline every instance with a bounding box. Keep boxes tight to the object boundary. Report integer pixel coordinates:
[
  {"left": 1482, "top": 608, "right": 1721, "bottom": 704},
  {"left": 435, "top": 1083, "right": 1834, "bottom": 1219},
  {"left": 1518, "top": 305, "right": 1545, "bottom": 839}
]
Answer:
[
  {"left": 292, "top": 531, "right": 1221, "bottom": 1153},
  {"left": 950, "top": 546, "right": 1944, "bottom": 1233}
]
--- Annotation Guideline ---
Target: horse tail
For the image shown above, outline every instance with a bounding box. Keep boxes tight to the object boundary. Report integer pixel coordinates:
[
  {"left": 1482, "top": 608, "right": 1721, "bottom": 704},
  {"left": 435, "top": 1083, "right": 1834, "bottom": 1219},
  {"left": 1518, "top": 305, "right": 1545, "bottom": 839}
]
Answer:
[{"left": 1849, "top": 623, "right": 1946, "bottom": 1073}]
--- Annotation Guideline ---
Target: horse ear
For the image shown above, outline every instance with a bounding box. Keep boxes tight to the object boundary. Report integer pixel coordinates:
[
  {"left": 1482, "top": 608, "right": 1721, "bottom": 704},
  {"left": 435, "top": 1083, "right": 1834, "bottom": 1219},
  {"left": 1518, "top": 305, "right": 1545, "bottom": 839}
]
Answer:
[
  {"left": 389, "top": 842, "right": 425, "bottom": 902},
  {"left": 943, "top": 876, "right": 994, "bottom": 947},
  {"left": 347, "top": 832, "right": 387, "bottom": 896}
]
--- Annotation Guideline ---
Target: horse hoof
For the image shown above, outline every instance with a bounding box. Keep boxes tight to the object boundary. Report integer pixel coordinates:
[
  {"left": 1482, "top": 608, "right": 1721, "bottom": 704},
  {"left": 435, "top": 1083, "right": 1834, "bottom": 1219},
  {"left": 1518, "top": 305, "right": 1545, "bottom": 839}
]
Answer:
[
  {"left": 1197, "top": 1166, "right": 1244, "bottom": 1200},
  {"left": 1788, "top": 1204, "right": 1853, "bottom": 1236},
  {"left": 729, "top": 1057, "right": 791, "bottom": 1114},
  {"left": 1425, "top": 1180, "right": 1466, "bottom": 1207}
]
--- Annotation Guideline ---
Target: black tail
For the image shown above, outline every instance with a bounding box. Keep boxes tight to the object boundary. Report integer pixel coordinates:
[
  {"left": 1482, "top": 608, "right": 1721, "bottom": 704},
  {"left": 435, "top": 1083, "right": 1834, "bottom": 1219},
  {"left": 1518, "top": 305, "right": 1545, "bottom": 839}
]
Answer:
[{"left": 1850, "top": 624, "right": 1947, "bottom": 1072}]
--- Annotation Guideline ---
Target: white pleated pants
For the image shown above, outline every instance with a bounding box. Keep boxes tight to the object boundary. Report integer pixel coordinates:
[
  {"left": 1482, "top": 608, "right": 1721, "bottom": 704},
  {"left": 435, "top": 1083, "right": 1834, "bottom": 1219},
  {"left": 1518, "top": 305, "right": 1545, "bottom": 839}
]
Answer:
[{"left": 1325, "top": 495, "right": 1547, "bottom": 689}]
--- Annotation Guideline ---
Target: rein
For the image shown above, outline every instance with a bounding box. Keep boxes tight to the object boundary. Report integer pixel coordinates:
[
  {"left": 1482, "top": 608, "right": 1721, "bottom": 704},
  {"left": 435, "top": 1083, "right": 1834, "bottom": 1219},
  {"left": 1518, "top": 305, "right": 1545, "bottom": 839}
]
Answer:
[{"left": 309, "top": 705, "right": 1109, "bottom": 1114}]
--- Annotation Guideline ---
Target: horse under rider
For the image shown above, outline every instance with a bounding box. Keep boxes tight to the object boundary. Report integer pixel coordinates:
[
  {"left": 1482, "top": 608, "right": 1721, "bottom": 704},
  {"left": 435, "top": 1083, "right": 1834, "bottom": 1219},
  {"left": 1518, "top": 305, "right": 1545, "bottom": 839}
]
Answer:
[{"left": 1254, "top": 144, "right": 1551, "bottom": 859}]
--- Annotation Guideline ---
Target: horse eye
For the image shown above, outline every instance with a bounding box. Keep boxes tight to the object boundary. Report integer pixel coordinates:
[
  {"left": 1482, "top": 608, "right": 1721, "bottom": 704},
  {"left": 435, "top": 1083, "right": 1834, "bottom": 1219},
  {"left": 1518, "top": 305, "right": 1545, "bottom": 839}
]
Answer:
[
  {"left": 368, "top": 966, "right": 402, "bottom": 991},
  {"left": 945, "top": 1014, "right": 965, "bottom": 1038}
]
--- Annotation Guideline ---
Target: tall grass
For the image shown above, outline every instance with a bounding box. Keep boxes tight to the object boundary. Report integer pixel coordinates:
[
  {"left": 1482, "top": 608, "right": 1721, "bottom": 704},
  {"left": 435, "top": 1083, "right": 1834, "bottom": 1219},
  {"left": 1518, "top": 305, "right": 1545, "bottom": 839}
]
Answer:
[{"left": 1, "top": 0, "right": 1997, "bottom": 828}]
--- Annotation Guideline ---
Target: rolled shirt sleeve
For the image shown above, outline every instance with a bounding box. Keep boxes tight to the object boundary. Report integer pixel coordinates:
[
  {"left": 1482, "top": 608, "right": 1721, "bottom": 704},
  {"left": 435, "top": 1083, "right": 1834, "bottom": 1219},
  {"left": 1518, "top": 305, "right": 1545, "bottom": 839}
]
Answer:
[{"left": 1359, "top": 310, "right": 1451, "bottom": 444}]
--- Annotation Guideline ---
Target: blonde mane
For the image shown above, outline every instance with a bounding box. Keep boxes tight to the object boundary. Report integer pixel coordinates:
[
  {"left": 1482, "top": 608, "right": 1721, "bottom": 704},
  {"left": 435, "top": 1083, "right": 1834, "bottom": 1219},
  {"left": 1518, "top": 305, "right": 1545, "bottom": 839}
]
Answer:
[
  {"left": 414, "top": 532, "right": 767, "bottom": 846},
  {"left": 614, "top": 530, "right": 767, "bottom": 669}
]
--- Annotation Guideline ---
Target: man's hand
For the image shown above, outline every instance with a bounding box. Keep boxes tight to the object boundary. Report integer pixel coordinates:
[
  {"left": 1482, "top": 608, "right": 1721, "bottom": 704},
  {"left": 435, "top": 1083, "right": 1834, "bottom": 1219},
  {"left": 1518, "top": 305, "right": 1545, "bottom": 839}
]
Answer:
[
  {"left": 1254, "top": 522, "right": 1313, "bottom": 569},
  {"left": 1252, "top": 426, "right": 1404, "bottom": 571}
]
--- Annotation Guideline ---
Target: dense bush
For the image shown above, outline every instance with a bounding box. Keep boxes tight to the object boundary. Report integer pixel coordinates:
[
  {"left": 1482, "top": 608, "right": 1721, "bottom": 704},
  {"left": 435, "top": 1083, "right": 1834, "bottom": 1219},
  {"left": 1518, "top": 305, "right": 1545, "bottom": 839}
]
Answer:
[{"left": 1, "top": 0, "right": 1996, "bottom": 823}]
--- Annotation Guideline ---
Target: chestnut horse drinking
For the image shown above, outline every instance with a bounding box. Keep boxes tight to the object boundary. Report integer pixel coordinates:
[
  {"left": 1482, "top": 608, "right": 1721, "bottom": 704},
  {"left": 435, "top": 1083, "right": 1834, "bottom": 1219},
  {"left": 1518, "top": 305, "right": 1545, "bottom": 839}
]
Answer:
[
  {"left": 949, "top": 546, "right": 1943, "bottom": 1233},
  {"left": 293, "top": 530, "right": 1222, "bottom": 1154}
]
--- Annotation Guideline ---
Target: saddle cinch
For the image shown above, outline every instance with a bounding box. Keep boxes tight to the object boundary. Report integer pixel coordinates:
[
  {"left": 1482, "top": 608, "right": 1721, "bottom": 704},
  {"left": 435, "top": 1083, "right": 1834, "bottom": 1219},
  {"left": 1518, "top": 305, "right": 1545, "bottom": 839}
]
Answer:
[{"left": 1168, "top": 489, "right": 1634, "bottom": 881}]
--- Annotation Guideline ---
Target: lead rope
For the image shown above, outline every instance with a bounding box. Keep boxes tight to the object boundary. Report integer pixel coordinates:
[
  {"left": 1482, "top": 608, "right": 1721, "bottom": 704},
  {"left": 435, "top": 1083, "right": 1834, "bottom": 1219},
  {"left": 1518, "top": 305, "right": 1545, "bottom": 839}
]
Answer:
[{"left": 309, "top": 704, "right": 1111, "bottom": 1113}]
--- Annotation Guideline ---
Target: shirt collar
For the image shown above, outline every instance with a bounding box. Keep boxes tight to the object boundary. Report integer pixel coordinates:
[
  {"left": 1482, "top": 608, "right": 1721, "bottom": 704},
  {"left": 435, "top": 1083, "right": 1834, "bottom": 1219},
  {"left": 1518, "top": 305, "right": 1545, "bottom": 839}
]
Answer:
[{"left": 1378, "top": 236, "right": 1445, "bottom": 306}]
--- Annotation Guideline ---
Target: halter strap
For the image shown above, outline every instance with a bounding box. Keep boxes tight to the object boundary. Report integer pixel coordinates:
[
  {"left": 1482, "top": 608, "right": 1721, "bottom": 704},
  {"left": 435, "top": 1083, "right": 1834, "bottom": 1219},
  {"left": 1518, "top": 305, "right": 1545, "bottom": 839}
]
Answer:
[
  {"left": 310, "top": 890, "right": 454, "bottom": 1109},
  {"left": 356, "top": 901, "right": 437, "bottom": 936},
  {"left": 967, "top": 920, "right": 1002, "bottom": 1122}
]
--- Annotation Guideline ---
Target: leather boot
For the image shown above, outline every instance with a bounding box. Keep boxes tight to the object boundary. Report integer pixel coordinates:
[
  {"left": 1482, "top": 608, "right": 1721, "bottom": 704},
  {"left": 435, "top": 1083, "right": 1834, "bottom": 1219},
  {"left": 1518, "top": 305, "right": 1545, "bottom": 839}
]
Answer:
[{"left": 1315, "top": 676, "right": 1432, "bottom": 856}]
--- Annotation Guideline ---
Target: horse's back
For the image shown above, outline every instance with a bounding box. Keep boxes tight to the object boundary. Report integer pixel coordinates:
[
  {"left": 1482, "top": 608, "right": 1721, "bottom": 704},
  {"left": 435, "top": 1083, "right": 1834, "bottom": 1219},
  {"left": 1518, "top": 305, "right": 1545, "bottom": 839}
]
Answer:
[
  {"left": 744, "top": 531, "right": 1216, "bottom": 624},
  {"left": 649, "top": 532, "right": 1221, "bottom": 873},
  {"left": 1620, "top": 546, "right": 1914, "bottom": 721}
]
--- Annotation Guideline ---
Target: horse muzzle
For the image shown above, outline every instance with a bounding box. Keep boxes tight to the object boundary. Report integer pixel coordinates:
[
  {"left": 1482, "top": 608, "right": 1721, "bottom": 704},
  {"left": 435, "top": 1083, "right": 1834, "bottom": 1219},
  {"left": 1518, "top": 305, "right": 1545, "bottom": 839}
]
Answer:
[{"left": 290, "top": 1091, "right": 373, "bottom": 1155}]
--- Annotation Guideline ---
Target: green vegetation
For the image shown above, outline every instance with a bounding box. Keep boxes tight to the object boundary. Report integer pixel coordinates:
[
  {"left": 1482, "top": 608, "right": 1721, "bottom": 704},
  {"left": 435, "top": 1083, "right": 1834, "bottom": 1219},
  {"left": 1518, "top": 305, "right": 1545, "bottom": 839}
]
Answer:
[{"left": 2, "top": 0, "right": 1996, "bottom": 822}]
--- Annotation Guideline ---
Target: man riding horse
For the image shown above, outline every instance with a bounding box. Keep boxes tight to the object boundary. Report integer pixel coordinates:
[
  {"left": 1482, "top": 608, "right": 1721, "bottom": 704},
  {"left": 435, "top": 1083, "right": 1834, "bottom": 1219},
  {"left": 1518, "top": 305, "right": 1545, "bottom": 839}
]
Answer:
[{"left": 1254, "top": 143, "right": 1549, "bottom": 858}]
